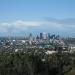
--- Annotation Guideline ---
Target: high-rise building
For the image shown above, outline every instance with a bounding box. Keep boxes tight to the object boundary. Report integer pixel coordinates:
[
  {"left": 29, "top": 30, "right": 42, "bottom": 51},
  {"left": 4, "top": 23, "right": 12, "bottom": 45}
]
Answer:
[
  {"left": 50, "top": 34, "right": 55, "bottom": 39},
  {"left": 29, "top": 33, "right": 33, "bottom": 39},
  {"left": 29, "top": 33, "right": 33, "bottom": 44},
  {"left": 47, "top": 33, "right": 50, "bottom": 39},
  {"left": 36, "top": 35, "right": 40, "bottom": 39},
  {"left": 43, "top": 32, "right": 47, "bottom": 40},
  {"left": 40, "top": 32, "right": 48, "bottom": 40},
  {"left": 40, "top": 33, "right": 43, "bottom": 39}
]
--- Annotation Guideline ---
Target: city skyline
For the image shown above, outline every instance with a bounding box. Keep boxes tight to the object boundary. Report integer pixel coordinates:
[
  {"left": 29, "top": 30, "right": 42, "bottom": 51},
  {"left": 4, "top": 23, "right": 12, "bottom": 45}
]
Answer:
[{"left": 0, "top": 0, "right": 75, "bottom": 37}]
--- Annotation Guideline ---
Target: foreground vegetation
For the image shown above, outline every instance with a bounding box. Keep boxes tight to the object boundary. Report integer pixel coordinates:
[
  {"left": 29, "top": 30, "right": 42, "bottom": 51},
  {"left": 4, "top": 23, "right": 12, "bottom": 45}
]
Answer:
[{"left": 0, "top": 50, "right": 75, "bottom": 75}]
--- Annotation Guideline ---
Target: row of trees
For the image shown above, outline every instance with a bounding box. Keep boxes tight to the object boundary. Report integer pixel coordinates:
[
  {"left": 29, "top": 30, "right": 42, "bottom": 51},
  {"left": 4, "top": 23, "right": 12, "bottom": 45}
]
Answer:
[{"left": 0, "top": 49, "right": 74, "bottom": 75}]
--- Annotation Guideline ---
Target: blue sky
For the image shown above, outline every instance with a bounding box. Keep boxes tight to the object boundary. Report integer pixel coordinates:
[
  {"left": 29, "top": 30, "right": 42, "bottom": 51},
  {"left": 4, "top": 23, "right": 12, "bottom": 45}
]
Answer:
[{"left": 0, "top": 0, "right": 75, "bottom": 36}]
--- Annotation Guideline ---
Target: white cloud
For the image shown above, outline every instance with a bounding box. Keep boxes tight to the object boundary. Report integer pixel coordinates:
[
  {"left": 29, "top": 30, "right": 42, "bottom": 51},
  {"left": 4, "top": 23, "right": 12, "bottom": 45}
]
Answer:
[
  {"left": 0, "top": 20, "right": 41, "bottom": 32},
  {"left": 0, "top": 19, "right": 75, "bottom": 35},
  {"left": 13, "top": 20, "right": 40, "bottom": 27}
]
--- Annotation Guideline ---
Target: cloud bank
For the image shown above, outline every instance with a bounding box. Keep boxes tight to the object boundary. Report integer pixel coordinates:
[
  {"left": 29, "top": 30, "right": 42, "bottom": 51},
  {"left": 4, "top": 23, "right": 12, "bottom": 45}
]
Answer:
[{"left": 0, "top": 18, "right": 75, "bottom": 36}]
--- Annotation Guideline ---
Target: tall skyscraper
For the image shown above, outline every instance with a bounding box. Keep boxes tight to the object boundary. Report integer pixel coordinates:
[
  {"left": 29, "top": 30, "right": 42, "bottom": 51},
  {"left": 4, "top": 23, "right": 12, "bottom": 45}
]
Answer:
[
  {"left": 29, "top": 33, "right": 33, "bottom": 41},
  {"left": 36, "top": 35, "right": 40, "bottom": 39},
  {"left": 43, "top": 32, "right": 47, "bottom": 39},
  {"left": 47, "top": 33, "right": 50, "bottom": 39},
  {"left": 40, "top": 33, "right": 43, "bottom": 39}
]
